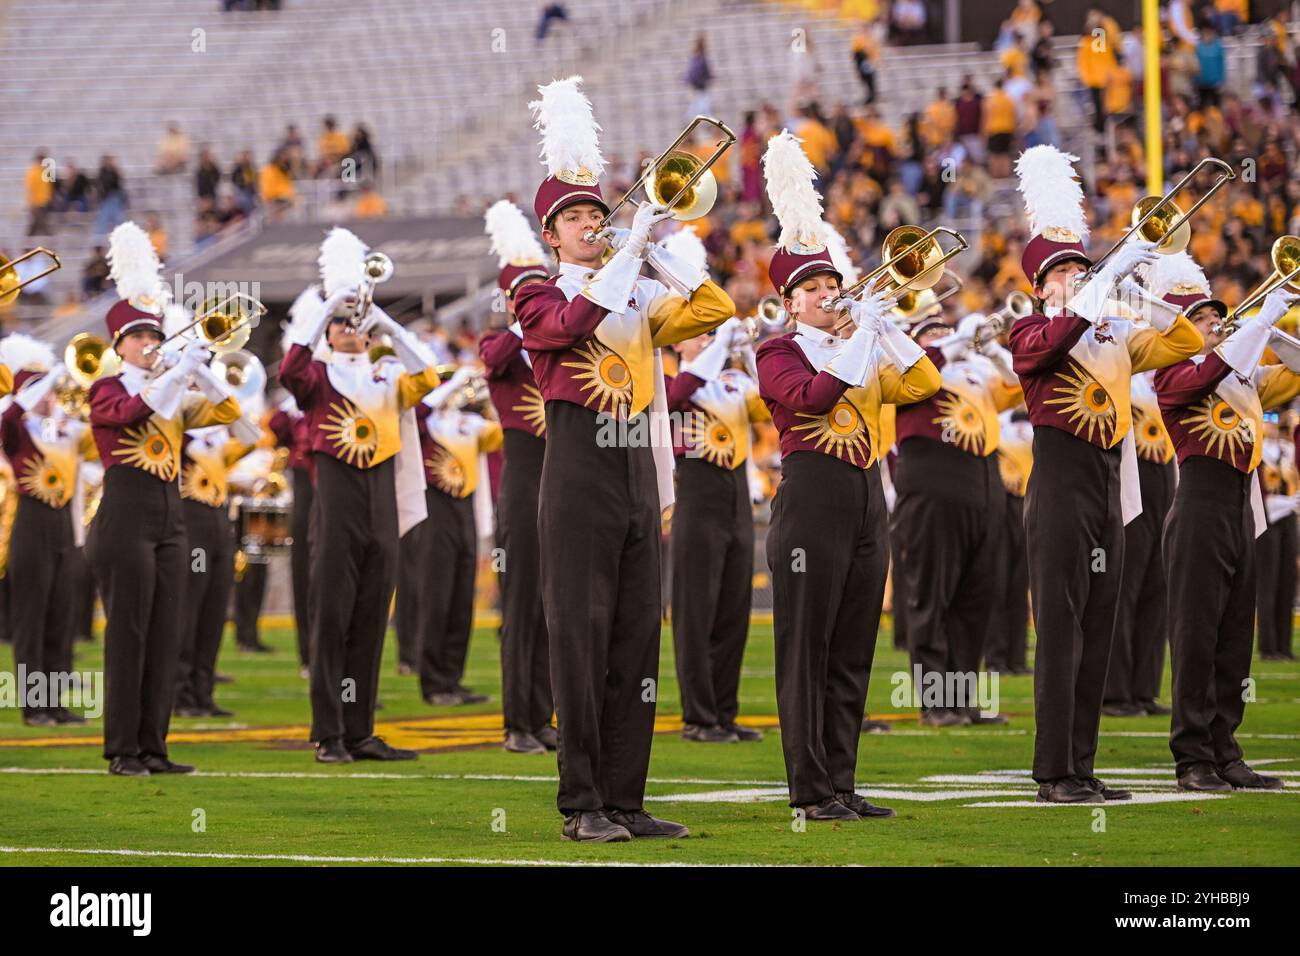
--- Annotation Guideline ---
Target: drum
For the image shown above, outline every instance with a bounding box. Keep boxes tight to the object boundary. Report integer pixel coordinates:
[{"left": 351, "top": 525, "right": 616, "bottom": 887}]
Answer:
[{"left": 234, "top": 496, "right": 293, "bottom": 562}]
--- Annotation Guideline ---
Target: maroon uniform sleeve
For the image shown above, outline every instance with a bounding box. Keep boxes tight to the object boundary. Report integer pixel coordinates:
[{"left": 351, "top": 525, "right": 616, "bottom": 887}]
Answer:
[
  {"left": 925, "top": 345, "right": 947, "bottom": 372},
  {"left": 0, "top": 401, "right": 24, "bottom": 458},
  {"left": 756, "top": 337, "right": 849, "bottom": 415},
  {"left": 1154, "top": 354, "right": 1232, "bottom": 410},
  {"left": 666, "top": 370, "right": 706, "bottom": 411},
  {"left": 514, "top": 280, "right": 610, "bottom": 351},
  {"left": 479, "top": 329, "right": 525, "bottom": 379},
  {"left": 279, "top": 344, "right": 326, "bottom": 411},
  {"left": 268, "top": 409, "right": 295, "bottom": 449},
  {"left": 1008, "top": 312, "right": 1090, "bottom": 375},
  {"left": 88, "top": 376, "right": 153, "bottom": 428}
]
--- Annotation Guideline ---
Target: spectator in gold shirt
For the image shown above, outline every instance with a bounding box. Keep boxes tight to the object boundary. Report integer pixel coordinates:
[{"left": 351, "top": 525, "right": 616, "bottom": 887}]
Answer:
[
  {"left": 25, "top": 152, "right": 53, "bottom": 236},
  {"left": 983, "top": 80, "right": 1016, "bottom": 177},
  {"left": 316, "top": 115, "right": 352, "bottom": 177}
]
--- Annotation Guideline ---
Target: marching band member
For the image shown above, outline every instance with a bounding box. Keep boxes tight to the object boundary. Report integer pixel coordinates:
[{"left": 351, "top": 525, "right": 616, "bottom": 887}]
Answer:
[
  {"left": 893, "top": 300, "right": 1022, "bottom": 727},
  {"left": 662, "top": 227, "right": 771, "bottom": 745},
  {"left": 986, "top": 409, "right": 1033, "bottom": 675},
  {"left": 270, "top": 292, "right": 325, "bottom": 669},
  {"left": 756, "top": 130, "right": 940, "bottom": 821},
  {"left": 413, "top": 365, "right": 502, "bottom": 706},
  {"left": 513, "top": 77, "right": 733, "bottom": 842},
  {"left": 228, "top": 444, "right": 279, "bottom": 655},
  {"left": 1256, "top": 414, "right": 1298, "bottom": 661},
  {"left": 0, "top": 334, "right": 95, "bottom": 726},
  {"left": 1008, "top": 146, "right": 1200, "bottom": 803},
  {"left": 89, "top": 222, "right": 243, "bottom": 776},
  {"left": 280, "top": 227, "right": 440, "bottom": 764},
  {"left": 1153, "top": 269, "right": 1300, "bottom": 791},
  {"left": 479, "top": 199, "right": 555, "bottom": 754}
]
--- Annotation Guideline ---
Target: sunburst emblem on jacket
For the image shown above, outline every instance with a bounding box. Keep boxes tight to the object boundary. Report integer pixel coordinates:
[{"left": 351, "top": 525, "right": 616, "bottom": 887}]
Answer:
[
  {"left": 932, "top": 392, "right": 985, "bottom": 454},
  {"left": 425, "top": 445, "right": 466, "bottom": 496},
  {"left": 17, "top": 457, "right": 65, "bottom": 507},
  {"left": 113, "top": 423, "right": 176, "bottom": 480},
  {"left": 180, "top": 461, "right": 223, "bottom": 507},
  {"left": 1044, "top": 361, "right": 1115, "bottom": 445},
  {"left": 321, "top": 399, "right": 379, "bottom": 467},
  {"left": 561, "top": 339, "right": 633, "bottom": 416},
  {"left": 1183, "top": 396, "right": 1249, "bottom": 462},
  {"left": 683, "top": 412, "right": 735, "bottom": 468},
  {"left": 792, "top": 398, "right": 871, "bottom": 465},
  {"left": 1132, "top": 406, "right": 1169, "bottom": 462},
  {"left": 512, "top": 383, "right": 547, "bottom": 435}
]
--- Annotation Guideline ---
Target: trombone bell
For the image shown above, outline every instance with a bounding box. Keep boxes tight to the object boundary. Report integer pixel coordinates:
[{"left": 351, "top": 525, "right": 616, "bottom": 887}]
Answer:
[
  {"left": 64, "top": 332, "right": 120, "bottom": 390},
  {"left": 1131, "top": 197, "right": 1191, "bottom": 255},
  {"left": 881, "top": 225, "right": 947, "bottom": 292},
  {"left": 646, "top": 152, "right": 718, "bottom": 222}
]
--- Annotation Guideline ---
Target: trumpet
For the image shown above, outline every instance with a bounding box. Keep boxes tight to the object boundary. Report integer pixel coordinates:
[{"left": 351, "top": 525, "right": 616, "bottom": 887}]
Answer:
[
  {"left": 972, "top": 290, "right": 1034, "bottom": 348},
  {"left": 348, "top": 252, "right": 394, "bottom": 329},
  {"left": 433, "top": 363, "right": 491, "bottom": 411},
  {"left": 584, "top": 116, "right": 736, "bottom": 243},
  {"left": 824, "top": 225, "right": 969, "bottom": 313},
  {"left": 740, "top": 295, "right": 788, "bottom": 343},
  {"left": 1086, "top": 157, "right": 1235, "bottom": 278},
  {"left": 143, "top": 293, "right": 267, "bottom": 361},
  {"left": 0, "top": 247, "right": 62, "bottom": 308},
  {"left": 1213, "top": 235, "right": 1300, "bottom": 336},
  {"left": 57, "top": 332, "right": 121, "bottom": 419}
]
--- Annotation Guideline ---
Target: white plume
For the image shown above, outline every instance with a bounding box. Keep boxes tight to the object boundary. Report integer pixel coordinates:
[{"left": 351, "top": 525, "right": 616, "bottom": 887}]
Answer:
[
  {"left": 484, "top": 200, "right": 547, "bottom": 267},
  {"left": 318, "top": 227, "right": 369, "bottom": 298},
  {"left": 1144, "top": 250, "right": 1210, "bottom": 297},
  {"left": 107, "top": 221, "right": 166, "bottom": 307},
  {"left": 530, "top": 76, "right": 606, "bottom": 180},
  {"left": 763, "top": 130, "right": 826, "bottom": 250},
  {"left": 282, "top": 284, "right": 328, "bottom": 359},
  {"left": 822, "top": 225, "right": 860, "bottom": 287},
  {"left": 659, "top": 226, "right": 708, "bottom": 277},
  {"left": 162, "top": 301, "right": 192, "bottom": 340},
  {"left": 1015, "top": 145, "right": 1089, "bottom": 241},
  {"left": 0, "top": 332, "right": 55, "bottom": 373}
]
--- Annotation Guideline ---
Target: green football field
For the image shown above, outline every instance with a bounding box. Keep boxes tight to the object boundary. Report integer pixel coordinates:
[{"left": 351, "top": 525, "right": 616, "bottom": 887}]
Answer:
[{"left": 0, "top": 620, "right": 1296, "bottom": 867}]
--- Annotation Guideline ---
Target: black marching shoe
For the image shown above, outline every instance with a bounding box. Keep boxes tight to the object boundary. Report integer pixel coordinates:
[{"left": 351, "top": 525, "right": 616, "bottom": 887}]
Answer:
[
  {"left": 52, "top": 708, "right": 87, "bottom": 725},
  {"left": 455, "top": 685, "right": 490, "bottom": 704},
  {"left": 142, "top": 754, "right": 195, "bottom": 774},
  {"left": 1176, "top": 763, "right": 1232, "bottom": 792},
  {"left": 860, "top": 718, "right": 892, "bottom": 733},
  {"left": 725, "top": 723, "right": 764, "bottom": 742},
  {"left": 348, "top": 736, "right": 417, "bottom": 761},
  {"left": 1080, "top": 776, "right": 1131, "bottom": 801},
  {"left": 799, "top": 797, "right": 861, "bottom": 821},
  {"left": 966, "top": 712, "right": 1009, "bottom": 726},
  {"left": 1036, "top": 777, "right": 1105, "bottom": 803},
  {"left": 681, "top": 722, "right": 739, "bottom": 743},
  {"left": 108, "top": 756, "right": 150, "bottom": 777},
  {"left": 21, "top": 711, "right": 58, "bottom": 727},
  {"left": 1217, "top": 760, "right": 1284, "bottom": 790},
  {"left": 315, "top": 738, "right": 353, "bottom": 764},
  {"left": 503, "top": 730, "right": 546, "bottom": 754},
  {"left": 920, "top": 709, "right": 969, "bottom": 728},
  {"left": 534, "top": 725, "right": 559, "bottom": 750},
  {"left": 836, "top": 791, "right": 896, "bottom": 818},
  {"left": 1138, "top": 699, "right": 1172, "bottom": 716},
  {"left": 604, "top": 809, "right": 689, "bottom": 838},
  {"left": 203, "top": 705, "right": 235, "bottom": 718},
  {"left": 1101, "top": 701, "right": 1144, "bottom": 717},
  {"left": 561, "top": 810, "right": 632, "bottom": 843}
]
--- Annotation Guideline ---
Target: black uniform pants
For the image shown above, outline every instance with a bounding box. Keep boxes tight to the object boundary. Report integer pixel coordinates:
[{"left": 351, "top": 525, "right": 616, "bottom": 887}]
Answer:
[
  {"left": 985, "top": 491, "right": 1029, "bottom": 672},
  {"left": 9, "top": 496, "right": 77, "bottom": 717},
  {"left": 394, "top": 517, "right": 427, "bottom": 672},
  {"left": 308, "top": 453, "right": 398, "bottom": 746},
  {"left": 1106, "top": 457, "right": 1175, "bottom": 705},
  {"left": 1025, "top": 427, "right": 1124, "bottom": 783},
  {"left": 671, "top": 457, "right": 753, "bottom": 729},
  {"left": 68, "top": 545, "right": 96, "bottom": 643},
  {"left": 91, "top": 467, "right": 187, "bottom": 760},
  {"left": 233, "top": 554, "right": 267, "bottom": 650},
  {"left": 290, "top": 466, "right": 314, "bottom": 667},
  {"left": 1255, "top": 514, "right": 1297, "bottom": 657},
  {"left": 497, "top": 429, "right": 552, "bottom": 735},
  {"left": 539, "top": 401, "right": 661, "bottom": 815},
  {"left": 1165, "top": 457, "right": 1257, "bottom": 774},
  {"left": 887, "top": 478, "right": 908, "bottom": 651},
  {"left": 176, "top": 500, "right": 234, "bottom": 710},
  {"left": 767, "top": 452, "right": 889, "bottom": 807},
  {"left": 894, "top": 439, "right": 1002, "bottom": 716},
  {"left": 418, "top": 487, "right": 478, "bottom": 698}
]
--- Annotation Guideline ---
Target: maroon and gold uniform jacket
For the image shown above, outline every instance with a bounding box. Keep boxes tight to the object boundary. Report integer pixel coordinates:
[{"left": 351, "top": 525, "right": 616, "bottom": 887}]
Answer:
[
  {"left": 479, "top": 328, "right": 546, "bottom": 438},
  {"left": 666, "top": 367, "right": 770, "bottom": 469},
  {"left": 756, "top": 323, "right": 941, "bottom": 469},
  {"left": 1130, "top": 370, "right": 1175, "bottom": 465},
  {"left": 414, "top": 402, "right": 504, "bottom": 499},
  {"left": 0, "top": 405, "right": 96, "bottom": 508},
  {"left": 895, "top": 348, "right": 1023, "bottom": 457},
  {"left": 269, "top": 403, "right": 313, "bottom": 478},
  {"left": 180, "top": 426, "right": 257, "bottom": 508}
]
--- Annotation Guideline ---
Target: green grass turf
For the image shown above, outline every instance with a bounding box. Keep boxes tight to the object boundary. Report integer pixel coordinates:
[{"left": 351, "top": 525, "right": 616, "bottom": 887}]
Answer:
[{"left": 0, "top": 621, "right": 1296, "bottom": 866}]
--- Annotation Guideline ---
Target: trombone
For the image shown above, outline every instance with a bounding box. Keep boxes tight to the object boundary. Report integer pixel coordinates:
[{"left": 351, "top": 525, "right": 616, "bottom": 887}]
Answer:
[
  {"left": 0, "top": 247, "right": 62, "bottom": 308},
  {"left": 143, "top": 292, "right": 267, "bottom": 360},
  {"left": 1085, "top": 157, "right": 1235, "bottom": 278},
  {"left": 347, "top": 252, "right": 394, "bottom": 329},
  {"left": 584, "top": 116, "right": 736, "bottom": 243},
  {"left": 892, "top": 269, "right": 964, "bottom": 323},
  {"left": 740, "top": 295, "right": 788, "bottom": 343},
  {"left": 1213, "top": 235, "right": 1300, "bottom": 336},
  {"left": 972, "top": 290, "right": 1034, "bottom": 348},
  {"left": 824, "top": 225, "right": 969, "bottom": 313}
]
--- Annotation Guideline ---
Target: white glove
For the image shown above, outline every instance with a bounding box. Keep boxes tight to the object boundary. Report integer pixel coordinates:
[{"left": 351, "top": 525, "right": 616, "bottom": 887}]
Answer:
[
  {"left": 287, "top": 286, "right": 351, "bottom": 349},
  {"left": 15, "top": 362, "right": 64, "bottom": 412},
  {"left": 358, "top": 302, "right": 401, "bottom": 338},
  {"left": 606, "top": 227, "right": 631, "bottom": 252},
  {"left": 1100, "top": 240, "right": 1160, "bottom": 285},
  {"left": 179, "top": 342, "right": 213, "bottom": 375},
  {"left": 1068, "top": 240, "right": 1159, "bottom": 323},
  {"left": 624, "top": 202, "right": 674, "bottom": 259},
  {"left": 845, "top": 277, "right": 896, "bottom": 330},
  {"left": 427, "top": 367, "right": 475, "bottom": 409},
  {"left": 1258, "top": 289, "right": 1298, "bottom": 328},
  {"left": 937, "top": 313, "right": 980, "bottom": 361},
  {"left": 192, "top": 363, "right": 234, "bottom": 404}
]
